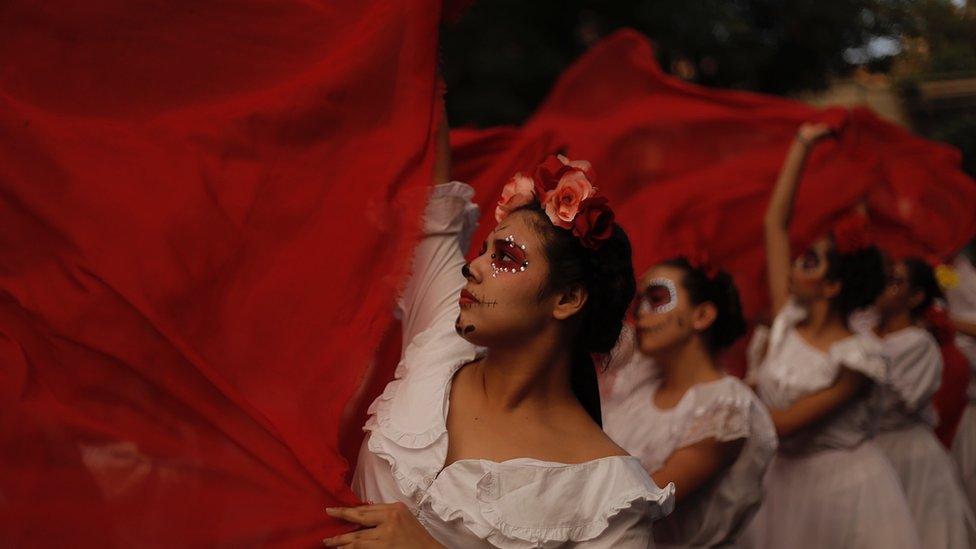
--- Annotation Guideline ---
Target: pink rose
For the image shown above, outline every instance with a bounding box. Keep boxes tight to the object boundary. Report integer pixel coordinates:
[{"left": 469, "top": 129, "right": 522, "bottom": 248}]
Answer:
[
  {"left": 556, "top": 154, "right": 594, "bottom": 178},
  {"left": 494, "top": 173, "right": 536, "bottom": 222},
  {"left": 543, "top": 170, "right": 595, "bottom": 229}
]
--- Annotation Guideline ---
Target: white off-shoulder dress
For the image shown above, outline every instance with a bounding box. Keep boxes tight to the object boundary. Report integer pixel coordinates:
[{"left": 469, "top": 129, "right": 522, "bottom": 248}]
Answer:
[
  {"left": 854, "top": 316, "right": 976, "bottom": 548},
  {"left": 949, "top": 255, "right": 976, "bottom": 513},
  {"left": 351, "top": 182, "right": 675, "bottom": 548},
  {"left": 600, "top": 326, "right": 777, "bottom": 549},
  {"left": 741, "top": 300, "right": 921, "bottom": 549}
]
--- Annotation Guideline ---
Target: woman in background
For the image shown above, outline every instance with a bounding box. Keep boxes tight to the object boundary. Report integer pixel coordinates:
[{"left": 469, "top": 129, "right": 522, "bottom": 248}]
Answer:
[
  {"left": 601, "top": 256, "right": 776, "bottom": 548},
  {"left": 742, "top": 122, "right": 920, "bottom": 548}
]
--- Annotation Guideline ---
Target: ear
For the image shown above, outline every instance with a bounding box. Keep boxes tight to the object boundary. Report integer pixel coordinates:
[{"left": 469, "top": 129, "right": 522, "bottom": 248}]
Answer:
[
  {"left": 552, "top": 284, "right": 588, "bottom": 321},
  {"left": 823, "top": 279, "right": 842, "bottom": 300},
  {"left": 692, "top": 302, "right": 718, "bottom": 332}
]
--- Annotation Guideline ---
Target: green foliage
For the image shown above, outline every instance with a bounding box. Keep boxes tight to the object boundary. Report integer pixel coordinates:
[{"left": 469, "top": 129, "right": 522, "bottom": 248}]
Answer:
[{"left": 441, "top": 0, "right": 917, "bottom": 126}]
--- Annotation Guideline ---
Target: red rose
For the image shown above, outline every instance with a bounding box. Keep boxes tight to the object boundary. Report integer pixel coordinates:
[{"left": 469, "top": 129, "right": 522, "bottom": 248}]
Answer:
[
  {"left": 572, "top": 196, "right": 615, "bottom": 250},
  {"left": 532, "top": 154, "right": 571, "bottom": 196}
]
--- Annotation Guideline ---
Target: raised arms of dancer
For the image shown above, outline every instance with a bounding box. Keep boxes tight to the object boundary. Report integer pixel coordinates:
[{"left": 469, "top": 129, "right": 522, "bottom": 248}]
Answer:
[
  {"left": 395, "top": 110, "right": 475, "bottom": 349},
  {"left": 763, "top": 123, "right": 833, "bottom": 316},
  {"left": 652, "top": 438, "right": 745, "bottom": 503},
  {"left": 767, "top": 367, "right": 868, "bottom": 437}
]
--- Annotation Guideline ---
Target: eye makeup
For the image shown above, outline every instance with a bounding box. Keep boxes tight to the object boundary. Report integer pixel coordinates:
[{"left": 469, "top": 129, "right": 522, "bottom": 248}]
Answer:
[
  {"left": 490, "top": 235, "right": 529, "bottom": 277},
  {"left": 634, "top": 278, "right": 678, "bottom": 316},
  {"left": 796, "top": 249, "right": 823, "bottom": 272}
]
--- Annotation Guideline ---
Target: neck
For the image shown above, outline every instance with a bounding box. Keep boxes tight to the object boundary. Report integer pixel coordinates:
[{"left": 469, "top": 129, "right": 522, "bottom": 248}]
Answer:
[
  {"left": 878, "top": 309, "right": 913, "bottom": 336},
  {"left": 655, "top": 338, "right": 720, "bottom": 391},
  {"left": 800, "top": 298, "right": 848, "bottom": 334},
  {"left": 478, "top": 327, "right": 575, "bottom": 412}
]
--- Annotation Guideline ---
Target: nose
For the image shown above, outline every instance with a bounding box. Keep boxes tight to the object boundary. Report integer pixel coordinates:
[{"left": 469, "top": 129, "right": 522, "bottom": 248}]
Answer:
[{"left": 462, "top": 255, "right": 486, "bottom": 283}]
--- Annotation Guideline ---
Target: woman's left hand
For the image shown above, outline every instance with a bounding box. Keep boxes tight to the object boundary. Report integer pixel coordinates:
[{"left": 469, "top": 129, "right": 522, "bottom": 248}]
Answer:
[{"left": 323, "top": 503, "right": 443, "bottom": 548}]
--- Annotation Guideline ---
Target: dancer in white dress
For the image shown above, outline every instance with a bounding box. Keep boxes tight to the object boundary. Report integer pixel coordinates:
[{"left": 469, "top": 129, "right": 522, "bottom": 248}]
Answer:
[
  {"left": 854, "top": 257, "right": 976, "bottom": 548},
  {"left": 742, "top": 122, "right": 921, "bottom": 549},
  {"left": 326, "top": 151, "right": 674, "bottom": 548},
  {"left": 601, "top": 257, "right": 776, "bottom": 548},
  {"left": 949, "top": 250, "right": 976, "bottom": 513}
]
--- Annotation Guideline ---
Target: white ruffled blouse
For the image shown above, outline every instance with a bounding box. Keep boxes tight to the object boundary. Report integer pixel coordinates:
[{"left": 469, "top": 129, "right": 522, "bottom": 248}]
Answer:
[
  {"left": 755, "top": 299, "right": 888, "bottom": 455},
  {"left": 600, "top": 326, "right": 777, "bottom": 548},
  {"left": 351, "top": 182, "right": 674, "bottom": 548},
  {"left": 850, "top": 312, "right": 943, "bottom": 430}
]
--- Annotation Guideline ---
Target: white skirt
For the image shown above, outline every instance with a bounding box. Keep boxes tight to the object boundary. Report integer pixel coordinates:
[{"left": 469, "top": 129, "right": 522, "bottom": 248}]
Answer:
[
  {"left": 740, "top": 441, "right": 920, "bottom": 549},
  {"left": 876, "top": 424, "right": 976, "bottom": 548},
  {"left": 953, "top": 404, "right": 976, "bottom": 515}
]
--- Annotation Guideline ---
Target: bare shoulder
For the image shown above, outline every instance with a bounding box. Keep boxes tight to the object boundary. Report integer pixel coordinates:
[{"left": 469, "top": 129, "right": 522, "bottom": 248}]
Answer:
[{"left": 552, "top": 406, "right": 630, "bottom": 462}]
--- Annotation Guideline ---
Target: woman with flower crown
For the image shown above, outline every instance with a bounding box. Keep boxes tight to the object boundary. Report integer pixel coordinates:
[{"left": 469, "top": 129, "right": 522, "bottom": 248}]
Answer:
[
  {"left": 740, "top": 122, "right": 921, "bottom": 548},
  {"left": 323, "top": 124, "right": 674, "bottom": 548},
  {"left": 599, "top": 253, "right": 777, "bottom": 548}
]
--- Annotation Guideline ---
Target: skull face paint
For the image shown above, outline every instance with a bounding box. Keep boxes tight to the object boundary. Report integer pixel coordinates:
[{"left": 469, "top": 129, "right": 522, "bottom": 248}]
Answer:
[
  {"left": 633, "top": 277, "right": 678, "bottom": 316},
  {"left": 490, "top": 235, "right": 529, "bottom": 277}
]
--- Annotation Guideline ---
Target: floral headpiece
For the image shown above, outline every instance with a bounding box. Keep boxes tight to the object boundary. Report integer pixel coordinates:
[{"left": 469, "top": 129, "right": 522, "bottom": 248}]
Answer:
[
  {"left": 831, "top": 211, "right": 871, "bottom": 255},
  {"left": 494, "top": 154, "right": 614, "bottom": 250}
]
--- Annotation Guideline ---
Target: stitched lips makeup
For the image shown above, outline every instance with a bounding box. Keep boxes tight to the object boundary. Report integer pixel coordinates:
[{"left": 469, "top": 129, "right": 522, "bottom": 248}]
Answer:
[{"left": 459, "top": 289, "right": 480, "bottom": 307}]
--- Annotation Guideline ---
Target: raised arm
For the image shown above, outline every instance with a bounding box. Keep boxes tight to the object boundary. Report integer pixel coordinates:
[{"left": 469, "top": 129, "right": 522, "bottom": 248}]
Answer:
[
  {"left": 396, "top": 111, "right": 479, "bottom": 348},
  {"left": 767, "top": 367, "right": 867, "bottom": 437},
  {"left": 764, "top": 123, "right": 833, "bottom": 315}
]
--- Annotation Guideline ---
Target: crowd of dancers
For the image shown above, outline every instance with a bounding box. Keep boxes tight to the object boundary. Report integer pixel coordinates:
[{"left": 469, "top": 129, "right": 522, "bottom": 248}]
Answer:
[{"left": 323, "top": 120, "right": 976, "bottom": 548}]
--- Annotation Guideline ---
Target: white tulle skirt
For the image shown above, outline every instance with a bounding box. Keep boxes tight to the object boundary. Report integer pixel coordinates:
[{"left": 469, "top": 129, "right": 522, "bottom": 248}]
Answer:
[
  {"left": 953, "top": 404, "right": 976, "bottom": 515},
  {"left": 740, "top": 441, "right": 921, "bottom": 549},
  {"left": 876, "top": 424, "right": 976, "bottom": 548}
]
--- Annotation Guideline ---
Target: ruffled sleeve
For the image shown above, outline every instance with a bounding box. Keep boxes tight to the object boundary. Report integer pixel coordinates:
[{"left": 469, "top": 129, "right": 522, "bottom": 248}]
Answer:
[
  {"left": 396, "top": 181, "right": 480, "bottom": 350},
  {"left": 828, "top": 334, "right": 888, "bottom": 385},
  {"left": 765, "top": 298, "right": 807, "bottom": 362},
  {"left": 676, "top": 380, "right": 753, "bottom": 448},
  {"left": 885, "top": 328, "right": 943, "bottom": 413},
  {"left": 433, "top": 457, "right": 674, "bottom": 549}
]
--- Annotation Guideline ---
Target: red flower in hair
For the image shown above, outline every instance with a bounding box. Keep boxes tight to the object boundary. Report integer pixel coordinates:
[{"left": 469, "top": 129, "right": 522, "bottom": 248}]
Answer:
[
  {"left": 687, "top": 249, "right": 719, "bottom": 279},
  {"left": 572, "top": 197, "right": 614, "bottom": 250},
  {"left": 831, "top": 212, "right": 871, "bottom": 254}
]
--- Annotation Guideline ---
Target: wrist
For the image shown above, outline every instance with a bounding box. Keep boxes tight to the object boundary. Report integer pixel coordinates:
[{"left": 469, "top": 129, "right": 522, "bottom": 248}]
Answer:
[{"left": 794, "top": 134, "right": 812, "bottom": 148}]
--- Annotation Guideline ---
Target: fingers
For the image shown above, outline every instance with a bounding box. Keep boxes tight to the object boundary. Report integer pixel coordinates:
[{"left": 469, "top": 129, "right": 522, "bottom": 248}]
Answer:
[
  {"left": 322, "top": 528, "right": 380, "bottom": 547},
  {"left": 325, "top": 504, "right": 400, "bottom": 526}
]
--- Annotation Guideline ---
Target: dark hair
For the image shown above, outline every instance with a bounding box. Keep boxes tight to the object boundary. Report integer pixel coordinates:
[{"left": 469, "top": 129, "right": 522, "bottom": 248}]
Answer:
[
  {"left": 825, "top": 243, "right": 886, "bottom": 319},
  {"left": 660, "top": 257, "right": 747, "bottom": 353},
  {"left": 902, "top": 257, "right": 944, "bottom": 318},
  {"left": 514, "top": 203, "right": 636, "bottom": 426}
]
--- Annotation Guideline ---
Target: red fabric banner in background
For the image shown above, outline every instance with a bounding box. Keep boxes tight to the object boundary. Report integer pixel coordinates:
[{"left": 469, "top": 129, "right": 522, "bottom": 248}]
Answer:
[
  {"left": 451, "top": 29, "right": 976, "bottom": 322},
  {"left": 0, "top": 1, "right": 444, "bottom": 546}
]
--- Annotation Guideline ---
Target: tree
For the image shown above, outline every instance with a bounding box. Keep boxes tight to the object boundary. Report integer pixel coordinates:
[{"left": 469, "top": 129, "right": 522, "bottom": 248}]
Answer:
[{"left": 441, "top": 0, "right": 917, "bottom": 127}]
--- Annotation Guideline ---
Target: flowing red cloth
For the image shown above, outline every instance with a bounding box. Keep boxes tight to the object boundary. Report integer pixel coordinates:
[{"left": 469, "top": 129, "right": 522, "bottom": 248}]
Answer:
[
  {"left": 451, "top": 29, "right": 976, "bottom": 321},
  {"left": 0, "top": 1, "right": 444, "bottom": 546}
]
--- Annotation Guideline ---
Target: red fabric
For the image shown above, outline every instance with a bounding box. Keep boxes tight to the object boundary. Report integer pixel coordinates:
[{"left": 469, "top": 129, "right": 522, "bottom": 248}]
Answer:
[
  {"left": 451, "top": 29, "right": 976, "bottom": 321},
  {"left": 0, "top": 1, "right": 444, "bottom": 546}
]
